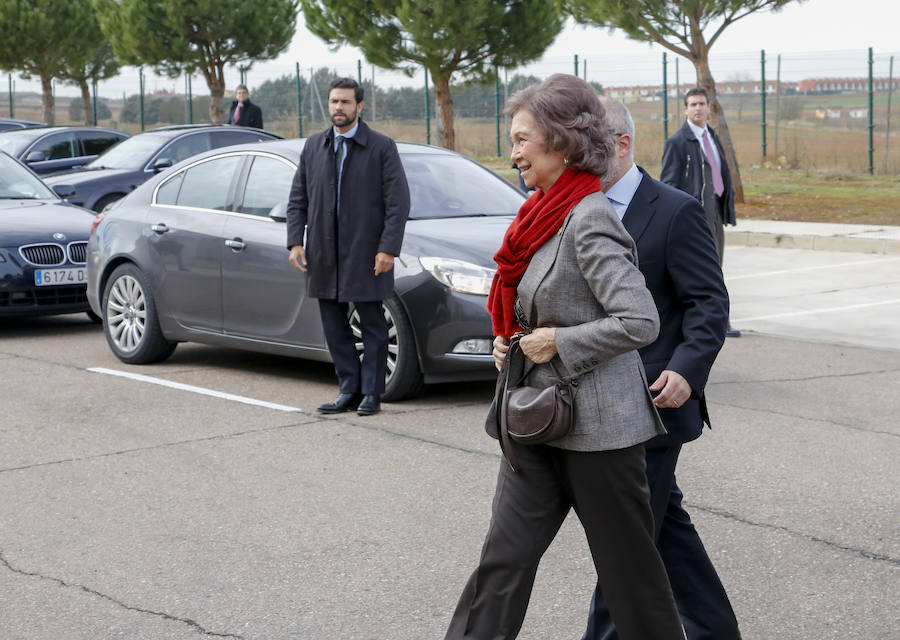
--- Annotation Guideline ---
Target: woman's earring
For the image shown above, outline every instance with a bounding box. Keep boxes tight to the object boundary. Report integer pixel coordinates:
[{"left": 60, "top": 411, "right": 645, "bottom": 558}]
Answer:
[{"left": 563, "top": 157, "right": 569, "bottom": 166}]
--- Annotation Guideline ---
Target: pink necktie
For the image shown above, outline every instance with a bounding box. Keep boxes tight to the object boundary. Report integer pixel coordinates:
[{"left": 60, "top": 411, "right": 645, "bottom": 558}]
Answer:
[
  {"left": 702, "top": 130, "right": 724, "bottom": 197},
  {"left": 233, "top": 103, "right": 242, "bottom": 124}
]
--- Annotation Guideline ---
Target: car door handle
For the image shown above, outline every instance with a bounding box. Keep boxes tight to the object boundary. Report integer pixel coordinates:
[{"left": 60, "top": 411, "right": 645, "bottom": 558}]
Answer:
[
  {"left": 150, "top": 223, "right": 170, "bottom": 234},
  {"left": 225, "top": 238, "right": 245, "bottom": 251}
]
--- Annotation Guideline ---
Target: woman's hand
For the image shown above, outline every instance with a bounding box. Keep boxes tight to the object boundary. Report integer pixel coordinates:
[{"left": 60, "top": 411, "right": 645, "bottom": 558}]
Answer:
[
  {"left": 519, "top": 328, "right": 557, "bottom": 364},
  {"left": 492, "top": 336, "right": 510, "bottom": 370}
]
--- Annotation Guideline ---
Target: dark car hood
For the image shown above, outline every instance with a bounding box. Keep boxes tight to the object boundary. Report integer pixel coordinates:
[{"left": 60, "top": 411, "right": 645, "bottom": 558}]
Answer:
[
  {"left": 0, "top": 200, "right": 95, "bottom": 246},
  {"left": 403, "top": 215, "right": 513, "bottom": 267},
  {"left": 44, "top": 167, "right": 136, "bottom": 186}
]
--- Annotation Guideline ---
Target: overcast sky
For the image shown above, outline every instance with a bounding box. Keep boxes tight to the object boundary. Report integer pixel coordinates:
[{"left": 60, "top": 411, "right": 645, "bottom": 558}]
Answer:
[{"left": 9, "top": 0, "right": 900, "bottom": 98}]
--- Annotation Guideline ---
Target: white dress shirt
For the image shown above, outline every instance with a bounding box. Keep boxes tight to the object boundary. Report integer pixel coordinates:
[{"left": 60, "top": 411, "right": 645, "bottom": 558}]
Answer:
[{"left": 604, "top": 163, "right": 642, "bottom": 221}]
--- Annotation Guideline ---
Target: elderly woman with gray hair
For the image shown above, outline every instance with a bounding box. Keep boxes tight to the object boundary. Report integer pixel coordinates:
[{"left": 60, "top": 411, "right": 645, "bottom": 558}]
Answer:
[{"left": 444, "top": 74, "right": 685, "bottom": 640}]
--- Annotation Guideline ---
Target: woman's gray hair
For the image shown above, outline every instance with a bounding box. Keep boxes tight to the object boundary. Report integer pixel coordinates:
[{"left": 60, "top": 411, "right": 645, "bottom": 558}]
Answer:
[{"left": 505, "top": 74, "right": 615, "bottom": 176}]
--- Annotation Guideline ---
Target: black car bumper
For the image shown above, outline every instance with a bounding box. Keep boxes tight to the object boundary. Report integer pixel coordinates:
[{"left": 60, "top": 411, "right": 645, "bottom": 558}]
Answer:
[{"left": 398, "top": 274, "right": 497, "bottom": 384}]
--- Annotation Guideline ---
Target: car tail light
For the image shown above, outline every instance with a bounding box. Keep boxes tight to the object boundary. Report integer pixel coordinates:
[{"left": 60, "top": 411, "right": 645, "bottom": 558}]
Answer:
[{"left": 90, "top": 213, "right": 104, "bottom": 236}]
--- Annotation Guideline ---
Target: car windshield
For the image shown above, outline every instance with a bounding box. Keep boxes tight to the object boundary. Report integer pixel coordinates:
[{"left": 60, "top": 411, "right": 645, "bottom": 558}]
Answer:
[
  {"left": 0, "top": 129, "right": 43, "bottom": 156},
  {"left": 86, "top": 132, "right": 173, "bottom": 170},
  {"left": 401, "top": 154, "right": 524, "bottom": 220},
  {"left": 0, "top": 153, "right": 56, "bottom": 199}
]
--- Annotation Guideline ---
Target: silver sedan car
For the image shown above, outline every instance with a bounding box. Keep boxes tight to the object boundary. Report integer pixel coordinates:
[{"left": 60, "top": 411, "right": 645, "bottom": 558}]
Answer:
[{"left": 86, "top": 139, "right": 524, "bottom": 400}]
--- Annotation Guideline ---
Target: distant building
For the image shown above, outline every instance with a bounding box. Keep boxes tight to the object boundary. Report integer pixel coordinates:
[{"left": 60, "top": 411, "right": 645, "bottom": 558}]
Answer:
[{"left": 798, "top": 77, "right": 900, "bottom": 93}]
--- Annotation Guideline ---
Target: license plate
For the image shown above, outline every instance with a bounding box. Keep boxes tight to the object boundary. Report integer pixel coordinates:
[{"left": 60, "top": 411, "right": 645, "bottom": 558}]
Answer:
[{"left": 34, "top": 267, "right": 87, "bottom": 286}]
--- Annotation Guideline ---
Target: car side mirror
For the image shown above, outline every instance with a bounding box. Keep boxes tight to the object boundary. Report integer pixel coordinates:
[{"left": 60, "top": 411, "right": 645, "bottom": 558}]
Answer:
[
  {"left": 269, "top": 202, "right": 288, "bottom": 222},
  {"left": 53, "top": 184, "right": 76, "bottom": 199},
  {"left": 25, "top": 150, "right": 45, "bottom": 163},
  {"left": 153, "top": 158, "right": 173, "bottom": 173}
]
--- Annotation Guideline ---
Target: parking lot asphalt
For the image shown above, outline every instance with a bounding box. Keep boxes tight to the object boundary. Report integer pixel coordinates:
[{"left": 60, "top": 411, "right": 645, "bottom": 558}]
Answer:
[{"left": 1, "top": 234, "right": 898, "bottom": 639}]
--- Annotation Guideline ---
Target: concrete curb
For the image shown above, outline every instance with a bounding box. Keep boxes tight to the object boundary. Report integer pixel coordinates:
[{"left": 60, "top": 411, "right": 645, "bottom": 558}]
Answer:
[{"left": 725, "top": 220, "right": 900, "bottom": 255}]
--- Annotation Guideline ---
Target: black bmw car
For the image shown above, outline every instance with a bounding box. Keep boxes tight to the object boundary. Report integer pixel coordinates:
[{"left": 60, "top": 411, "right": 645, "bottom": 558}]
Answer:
[
  {"left": 45, "top": 125, "right": 281, "bottom": 212},
  {"left": 0, "top": 152, "right": 96, "bottom": 319},
  {"left": 86, "top": 139, "right": 525, "bottom": 400}
]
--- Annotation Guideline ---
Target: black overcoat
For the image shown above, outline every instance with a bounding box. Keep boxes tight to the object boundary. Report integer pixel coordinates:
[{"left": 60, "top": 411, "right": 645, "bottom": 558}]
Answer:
[
  {"left": 285, "top": 119, "right": 410, "bottom": 302},
  {"left": 659, "top": 120, "right": 736, "bottom": 226},
  {"left": 227, "top": 99, "right": 263, "bottom": 129}
]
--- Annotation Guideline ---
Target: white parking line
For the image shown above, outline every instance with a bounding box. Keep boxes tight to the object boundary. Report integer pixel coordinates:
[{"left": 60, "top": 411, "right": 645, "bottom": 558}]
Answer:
[
  {"left": 727, "top": 257, "right": 900, "bottom": 281},
  {"left": 733, "top": 299, "right": 900, "bottom": 322},
  {"left": 88, "top": 367, "right": 303, "bottom": 412}
]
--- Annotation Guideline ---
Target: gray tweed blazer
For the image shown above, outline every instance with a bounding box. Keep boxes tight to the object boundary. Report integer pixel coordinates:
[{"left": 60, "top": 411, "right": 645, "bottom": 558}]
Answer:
[{"left": 488, "top": 191, "right": 666, "bottom": 452}]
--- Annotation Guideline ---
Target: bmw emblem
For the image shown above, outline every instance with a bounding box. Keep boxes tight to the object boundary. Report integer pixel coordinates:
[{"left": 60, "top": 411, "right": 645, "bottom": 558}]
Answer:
[{"left": 53, "top": 232, "right": 66, "bottom": 241}]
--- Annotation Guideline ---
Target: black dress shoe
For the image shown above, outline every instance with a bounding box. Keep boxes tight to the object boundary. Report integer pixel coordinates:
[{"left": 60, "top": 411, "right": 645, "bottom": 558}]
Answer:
[
  {"left": 726, "top": 325, "right": 742, "bottom": 338},
  {"left": 357, "top": 394, "right": 381, "bottom": 416},
  {"left": 317, "top": 392, "right": 363, "bottom": 414}
]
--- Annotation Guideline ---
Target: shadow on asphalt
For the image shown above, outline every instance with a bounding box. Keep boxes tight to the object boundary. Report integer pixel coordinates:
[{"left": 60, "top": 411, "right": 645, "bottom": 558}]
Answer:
[{"left": 0, "top": 312, "right": 99, "bottom": 336}]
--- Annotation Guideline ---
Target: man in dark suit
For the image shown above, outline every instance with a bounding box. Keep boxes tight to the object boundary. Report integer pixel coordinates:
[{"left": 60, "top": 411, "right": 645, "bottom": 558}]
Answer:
[
  {"left": 286, "top": 78, "right": 409, "bottom": 417},
  {"left": 581, "top": 97, "right": 742, "bottom": 640},
  {"left": 660, "top": 87, "right": 739, "bottom": 337},
  {"left": 227, "top": 84, "right": 263, "bottom": 129}
]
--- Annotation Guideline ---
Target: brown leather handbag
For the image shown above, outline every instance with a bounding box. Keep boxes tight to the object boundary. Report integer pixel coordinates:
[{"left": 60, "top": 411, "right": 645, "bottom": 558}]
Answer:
[{"left": 497, "top": 335, "right": 579, "bottom": 471}]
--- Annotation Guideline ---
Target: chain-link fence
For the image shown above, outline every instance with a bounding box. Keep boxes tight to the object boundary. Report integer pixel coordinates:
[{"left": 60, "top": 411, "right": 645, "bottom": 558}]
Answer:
[{"left": 3, "top": 48, "right": 898, "bottom": 174}]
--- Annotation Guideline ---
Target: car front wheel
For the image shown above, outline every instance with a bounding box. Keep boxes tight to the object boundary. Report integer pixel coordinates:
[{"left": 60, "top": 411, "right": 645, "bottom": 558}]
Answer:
[
  {"left": 349, "top": 294, "right": 424, "bottom": 402},
  {"left": 102, "top": 263, "right": 176, "bottom": 364}
]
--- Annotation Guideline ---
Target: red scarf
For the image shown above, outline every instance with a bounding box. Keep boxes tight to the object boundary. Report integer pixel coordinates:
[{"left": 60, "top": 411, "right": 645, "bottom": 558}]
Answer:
[{"left": 488, "top": 168, "right": 602, "bottom": 339}]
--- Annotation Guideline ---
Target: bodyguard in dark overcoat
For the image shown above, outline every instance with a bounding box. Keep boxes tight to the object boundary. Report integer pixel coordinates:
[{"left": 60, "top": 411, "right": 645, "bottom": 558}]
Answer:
[
  {"left": 582, "top": 98, "right": 740, "bottom": 640},
  {"left": 286, "top": 78, "right": 409, "bottom": 416},
  {"left": 227, "top": 84, "right": 264, "bottom": 129},
  {"left": 660, "top": 87, "right": 740, "bottom": 338}
]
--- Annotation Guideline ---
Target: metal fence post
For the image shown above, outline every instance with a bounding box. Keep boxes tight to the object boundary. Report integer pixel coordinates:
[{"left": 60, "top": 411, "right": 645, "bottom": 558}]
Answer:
[
  {"left": 139, "top": 66, "right": 145, "bottom": 132},
  {"left": 92, "top": 80, "right": 98, "bottom": 125},
  {"left": 7, "top": 73, "right": 12, "bottom": 117},
  {"left": 662, "top": 52, "right": 668, "bottom": 142},
  {"left": 357, "top": 60, "right": 362, "bottom": 85},
  {"left": 187, "top": 74, "right": 193, "bottom": 124},
  {"left": 574, "top": 54, "right": 579, "bottom": 77},
  {"left": 774, "top": 54, "right": 781, "bottom": 158},
  {"left": 495, "top": 67, "right": 501, "bottom": 157},
  {"left": 761, "top": 50, "right": 767, "bottom": 159},
  {"left": 885, "top": 55, "right": 894, "bottom": 173},
  {"left": 868, "top": 47, "right": 875, "bottom": 175},
  {"left": 296, "top": 62, "right": 303, "bottom": 137},
  {"left": 371, "top": 65, "right": 376, "bottom": 125},
  {"left": 424, "top": 67, "right": 430, "bottom": 146}
]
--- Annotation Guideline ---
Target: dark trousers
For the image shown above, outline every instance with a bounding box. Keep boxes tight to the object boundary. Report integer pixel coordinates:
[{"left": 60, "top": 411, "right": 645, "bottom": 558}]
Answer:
[
  {"left": 445, "top": 442, "right": 685, "bottom": 640},
  {"left": 317, "top": 299, "right": 387, "bottom": 395},
  {"left": 582, "top": 442, "right": 741, "bottom": 640}
]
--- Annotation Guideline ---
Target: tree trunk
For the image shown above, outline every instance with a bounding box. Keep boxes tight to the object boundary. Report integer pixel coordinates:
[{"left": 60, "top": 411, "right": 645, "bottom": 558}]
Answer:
[
  {"left": 40, "top": 74, "right": 55, "bottom": 126},
  {"left": 80, "top": 81, "right": 92, "bottom": 126},
  {"left": 199, "top": 61, "right": 226, "bottom": 125},
  {"left": 694, "top": 58, "right": 745, "bottom": 204},
  {"left": 432, "top": 74, "right": 456, "bottom": 150}
]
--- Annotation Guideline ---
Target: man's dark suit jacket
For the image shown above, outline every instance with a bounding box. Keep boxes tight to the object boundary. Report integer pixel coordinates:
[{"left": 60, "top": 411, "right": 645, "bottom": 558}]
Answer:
[
  {"left": 660, "top": 121, "right": 736, "bottom": 226},
  {"left": 622, "top": 167, "right": 729, "bottom": 444},
  {"left": 227, "top": 99, "right": 263, "bottom": 129}
]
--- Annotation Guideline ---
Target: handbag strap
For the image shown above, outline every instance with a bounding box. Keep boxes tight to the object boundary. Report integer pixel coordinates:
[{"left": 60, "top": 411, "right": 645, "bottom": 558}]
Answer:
[{"left": 498, "top": 338, "right": 521, "bottom": 472}]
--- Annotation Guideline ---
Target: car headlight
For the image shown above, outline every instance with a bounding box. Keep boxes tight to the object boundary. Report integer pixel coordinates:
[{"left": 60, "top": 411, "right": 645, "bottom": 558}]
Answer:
[{"left": 418, "top": 257, "right": 495, "bottom": 295}]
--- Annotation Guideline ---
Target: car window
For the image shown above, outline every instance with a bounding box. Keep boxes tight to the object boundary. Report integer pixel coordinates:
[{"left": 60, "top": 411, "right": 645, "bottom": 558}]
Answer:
[
  {"left": 237, "top": 155, "right": 295, "bottom": 217},
  {"left": 210, "top": 129, "right": 260, "bottom": 149},
  {"left": 0, "top": 153, "right": 56, "bottom": 199},
  {"left": 79, "top": 131, "right": 125, "bottom": 156},
  {"left": 162, "top": 132, "right": 212, "bottom": 164},
  {"left": 175, "top": 156, "right": 242, "bottom": 210},
  {"left": 87, "top": 132, "right": 171, "bottom": 170},
  {"left": 0, "top": 129, "right": 43, "bottom": 156},
  {"left": 32, "top": 131, "right": 77, "bottom": 160},
  {"left": 155, "top": 172, "right": 184, "bottom": 205},
  {"left": 401, "top": 154, "right": 525, "bottom": 220}
]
